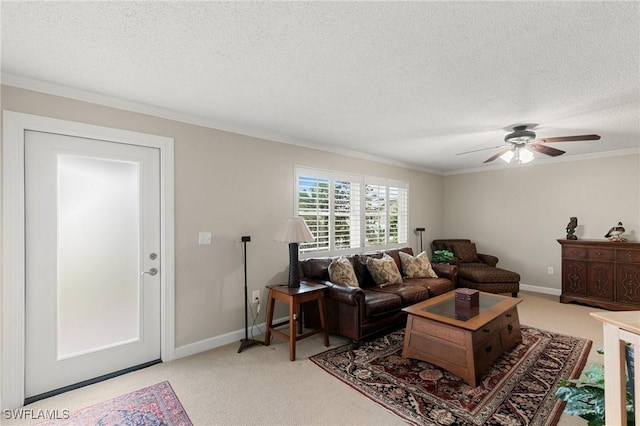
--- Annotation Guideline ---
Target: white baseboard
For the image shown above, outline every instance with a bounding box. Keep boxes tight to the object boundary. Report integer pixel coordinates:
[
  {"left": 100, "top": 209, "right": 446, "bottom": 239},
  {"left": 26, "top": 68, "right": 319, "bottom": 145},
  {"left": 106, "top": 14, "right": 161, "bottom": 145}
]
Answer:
[
  {"left": 520, "top": 283, "right": 561, "bottom": 296},
  {"left": 175, "top": 285, "right": 562, "bottom": 360},
  {"left": 173, "top": 316, "right": 287, "bottom": 360}
]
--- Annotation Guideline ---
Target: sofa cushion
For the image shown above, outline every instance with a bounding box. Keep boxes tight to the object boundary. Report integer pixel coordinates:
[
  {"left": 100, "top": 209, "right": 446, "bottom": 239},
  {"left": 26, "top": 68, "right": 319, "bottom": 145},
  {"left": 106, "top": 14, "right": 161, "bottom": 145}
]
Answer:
[
  {"left": 404, "top": 277, "right": 454, "bottom": 297},
  {"left": 371, "top": 284, "right": 429, "bottom": 305},
  {"left": 382, "top": 247, "right": 412, "bottom": 274},
  {"left": 354, "top": 253, "right": 382, "bottom": 287},
  {"left": 300, "top": 257, "right": 332, "bottom": 280},
  {"left": 328, "top": 256, "right": 359, "bottom": 287},
  {"left": 459, "top": 266, "right": 520, "bottom": 283},
  {"left": 448, "top": 242, "right": 480, "bottom": 263},
  {"left": 363, "top": 290, "right": 403, "bottom": 317},
  {"left": 366, "top": 254, "right": 403, "bottom": 287},
  {"left": 399, "top": 251, "right": 438, "bottom": 278},
  {"left": 432, "top": 239, "right": 471, "bottom": 251}
]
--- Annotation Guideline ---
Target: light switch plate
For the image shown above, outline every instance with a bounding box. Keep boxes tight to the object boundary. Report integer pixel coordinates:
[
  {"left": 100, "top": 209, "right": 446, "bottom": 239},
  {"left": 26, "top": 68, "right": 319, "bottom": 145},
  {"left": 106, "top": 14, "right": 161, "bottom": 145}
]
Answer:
[{"left": 198, "top": 232, "right": 212, "bottom": 245}]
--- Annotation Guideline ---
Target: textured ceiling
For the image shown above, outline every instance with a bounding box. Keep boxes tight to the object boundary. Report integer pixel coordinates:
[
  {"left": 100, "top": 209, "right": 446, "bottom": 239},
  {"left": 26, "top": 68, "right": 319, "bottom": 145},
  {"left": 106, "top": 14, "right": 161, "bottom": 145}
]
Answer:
[{"left": 2, "top": 1, "right": 639, "bottom": 173}]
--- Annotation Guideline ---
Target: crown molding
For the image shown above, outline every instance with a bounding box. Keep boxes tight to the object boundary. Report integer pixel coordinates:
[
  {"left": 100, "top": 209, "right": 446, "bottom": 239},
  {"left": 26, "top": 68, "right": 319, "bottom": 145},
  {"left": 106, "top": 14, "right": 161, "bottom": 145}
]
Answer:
[
  {"left": 3, "top": 73, "right": 635, "bottom": 178},
  {"left": 1, "top": 73, "right": 441, "bottom": 175}
]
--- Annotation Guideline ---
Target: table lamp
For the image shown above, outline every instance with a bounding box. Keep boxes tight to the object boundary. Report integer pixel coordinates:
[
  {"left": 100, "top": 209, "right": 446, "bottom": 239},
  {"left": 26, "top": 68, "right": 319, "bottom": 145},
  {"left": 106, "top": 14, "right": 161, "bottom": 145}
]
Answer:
[{"left": 273, "top": 217, "right": 314, "bottom": 288}]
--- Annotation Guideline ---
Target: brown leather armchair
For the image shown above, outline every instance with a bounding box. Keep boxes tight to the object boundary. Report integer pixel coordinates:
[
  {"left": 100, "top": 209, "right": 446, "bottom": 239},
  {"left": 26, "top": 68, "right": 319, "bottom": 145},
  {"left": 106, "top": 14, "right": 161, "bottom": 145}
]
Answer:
[{"left": 431, "top": 239, "right": 520, "bottom": 297}]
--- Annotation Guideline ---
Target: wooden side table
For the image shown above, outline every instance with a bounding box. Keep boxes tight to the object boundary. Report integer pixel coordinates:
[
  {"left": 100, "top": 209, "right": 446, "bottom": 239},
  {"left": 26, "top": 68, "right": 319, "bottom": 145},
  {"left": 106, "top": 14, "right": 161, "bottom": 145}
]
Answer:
[
  {"left": 590, "top": 311, "right": 640, "bottom": 426},
  {"left": 264, "top": 282, "right": 329, "bottom": 361}
]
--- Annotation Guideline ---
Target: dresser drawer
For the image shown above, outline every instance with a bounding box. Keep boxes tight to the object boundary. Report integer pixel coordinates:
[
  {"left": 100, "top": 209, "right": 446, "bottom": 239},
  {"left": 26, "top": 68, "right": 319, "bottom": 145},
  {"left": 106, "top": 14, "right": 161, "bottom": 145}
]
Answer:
[
  {"left": 616, "top": 249, "right": 640, "bottom": 263},
  {"left": 563, "top": 246, "right": 587, "bottom": 259},
  {"left": 472, "top": 315, "right": 502, "bottom": 344},
  {"left": 500, "top": 308, "right": 519, "bottom": 327},
  {"left": 501, "top": 320, "right": 522, "bottom": 350},
  {"left": 473, "top": 332, "right": 503, "bottom": 377},
  {"left": 588, "top": 248, "right": 614, "bottom": 262}
]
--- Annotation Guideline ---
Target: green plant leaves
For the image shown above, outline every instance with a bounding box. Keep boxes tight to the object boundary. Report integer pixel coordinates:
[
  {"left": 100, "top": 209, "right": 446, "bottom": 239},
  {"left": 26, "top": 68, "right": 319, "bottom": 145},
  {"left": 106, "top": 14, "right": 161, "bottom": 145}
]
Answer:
[
  {"left": 432, "top": 249, "right": 454, "bottom": 264},
  {"left": 555, "top": 363, "right": 635, "bottom": 425}
]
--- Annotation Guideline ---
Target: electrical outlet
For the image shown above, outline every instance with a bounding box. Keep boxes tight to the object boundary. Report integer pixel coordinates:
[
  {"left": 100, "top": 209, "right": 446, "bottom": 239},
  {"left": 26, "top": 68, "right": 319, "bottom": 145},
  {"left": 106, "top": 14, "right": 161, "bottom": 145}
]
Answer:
[
  {"left": 252, "top": 290, "right": 260, "bottom": 304},
  {"left": 548, "top": 267, "right": 554, "bottom": 275}
]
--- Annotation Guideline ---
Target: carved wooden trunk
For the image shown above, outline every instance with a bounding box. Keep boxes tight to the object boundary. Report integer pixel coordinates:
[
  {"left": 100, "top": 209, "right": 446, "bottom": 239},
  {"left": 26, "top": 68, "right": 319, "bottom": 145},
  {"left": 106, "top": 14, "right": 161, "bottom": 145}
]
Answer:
[{"left": 558, "top": 239, "right": 640, "bottom": 310}]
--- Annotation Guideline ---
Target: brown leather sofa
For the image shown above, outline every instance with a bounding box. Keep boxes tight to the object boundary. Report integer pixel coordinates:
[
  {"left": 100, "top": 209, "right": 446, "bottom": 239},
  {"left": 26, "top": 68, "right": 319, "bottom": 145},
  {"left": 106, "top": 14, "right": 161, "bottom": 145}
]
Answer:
[
  {"left": 431, "top": 239, "right": 520, "bottom": 297},
  {"left": 299, "top": 247, "right": 457, "bottom": 342}
]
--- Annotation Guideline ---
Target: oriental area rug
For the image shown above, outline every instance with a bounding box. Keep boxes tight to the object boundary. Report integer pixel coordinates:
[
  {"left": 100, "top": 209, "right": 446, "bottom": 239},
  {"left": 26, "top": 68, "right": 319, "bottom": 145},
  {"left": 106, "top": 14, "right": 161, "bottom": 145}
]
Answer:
[
  {"left": 310, "top": 326, "right": 591, "bottom": 426},
  {"left": 40, "top": 381, "right": 192, "bottom": 426}
]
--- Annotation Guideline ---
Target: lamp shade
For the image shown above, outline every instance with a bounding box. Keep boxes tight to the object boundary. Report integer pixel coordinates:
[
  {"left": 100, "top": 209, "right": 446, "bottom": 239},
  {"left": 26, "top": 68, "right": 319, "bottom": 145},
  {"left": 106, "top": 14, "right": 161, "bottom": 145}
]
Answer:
[{"left": 273, "top": 217, "right": 314, "bottom": 244}]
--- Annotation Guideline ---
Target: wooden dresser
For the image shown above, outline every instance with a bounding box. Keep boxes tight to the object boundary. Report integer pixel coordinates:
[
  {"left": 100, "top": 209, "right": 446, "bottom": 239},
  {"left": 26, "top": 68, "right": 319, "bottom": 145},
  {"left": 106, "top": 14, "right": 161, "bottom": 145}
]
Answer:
[{"left": 558, "top": 239, "right": 640, "bottom": 310}]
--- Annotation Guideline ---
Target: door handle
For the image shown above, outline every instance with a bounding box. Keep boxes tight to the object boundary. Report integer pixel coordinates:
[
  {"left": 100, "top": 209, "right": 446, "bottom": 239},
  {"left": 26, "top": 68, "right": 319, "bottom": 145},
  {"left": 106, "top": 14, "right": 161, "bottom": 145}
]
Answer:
[{"left": 141, "top": 268, "right": 158, "bottom": 276}]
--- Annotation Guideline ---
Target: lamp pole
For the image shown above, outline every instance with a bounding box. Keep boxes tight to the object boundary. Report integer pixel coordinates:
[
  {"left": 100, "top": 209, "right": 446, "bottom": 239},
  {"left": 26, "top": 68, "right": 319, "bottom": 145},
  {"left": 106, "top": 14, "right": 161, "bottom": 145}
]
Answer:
[{"left": 238, "top": 236, "right": 264, "bottom": 353}]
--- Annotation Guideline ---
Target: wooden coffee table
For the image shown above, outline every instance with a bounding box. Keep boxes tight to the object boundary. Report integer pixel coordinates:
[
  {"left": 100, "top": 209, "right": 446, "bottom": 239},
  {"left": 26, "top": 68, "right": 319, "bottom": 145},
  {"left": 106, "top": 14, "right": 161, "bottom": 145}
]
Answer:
[{"left": 402, "top": 291, "right": 522, "bottom": 387}]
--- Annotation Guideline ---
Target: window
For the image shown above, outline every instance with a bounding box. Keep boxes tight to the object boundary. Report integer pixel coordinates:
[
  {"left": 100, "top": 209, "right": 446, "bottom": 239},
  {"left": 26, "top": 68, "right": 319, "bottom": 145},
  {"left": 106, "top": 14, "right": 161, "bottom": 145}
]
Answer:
[{"left": 295, "top": 166, "right": 408, "bottom": 254}]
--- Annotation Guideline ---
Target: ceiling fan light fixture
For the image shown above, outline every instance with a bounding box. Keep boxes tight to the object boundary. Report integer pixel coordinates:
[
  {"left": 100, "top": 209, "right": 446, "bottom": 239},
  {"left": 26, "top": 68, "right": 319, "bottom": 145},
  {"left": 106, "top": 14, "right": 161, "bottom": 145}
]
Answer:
[
  {"left": 518, "top": 147, "right": 534, "bottom": 163},
  {"left": 500, "top": 146, "right": 534, "bottom": 164},
  {"left": 500, "top": 149, "right": 515, "bottom": 163}
]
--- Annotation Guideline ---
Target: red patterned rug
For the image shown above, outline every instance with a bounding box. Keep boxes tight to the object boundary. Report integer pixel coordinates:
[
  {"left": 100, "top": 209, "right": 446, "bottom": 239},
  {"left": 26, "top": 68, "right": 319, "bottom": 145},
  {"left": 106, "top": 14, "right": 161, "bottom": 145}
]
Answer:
[
  {"left": 310, "top": 326, "right": 591, "bottom": 426},
  {"left": 41, "top": 381, "right": 191, "bottom": 425}
]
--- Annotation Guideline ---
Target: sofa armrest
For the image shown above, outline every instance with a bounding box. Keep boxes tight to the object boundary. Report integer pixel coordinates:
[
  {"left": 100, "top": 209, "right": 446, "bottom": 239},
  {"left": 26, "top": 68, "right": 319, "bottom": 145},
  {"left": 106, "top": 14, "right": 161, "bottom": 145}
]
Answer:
[
  {"left": 300, "top": 279, "right": 364, "bottom": 306},
  {"left": 477, "top": 253, "right": 499, "bottom": 267},
  {"left": 432, "top": 263, "right": 458, "bottom": 286}
]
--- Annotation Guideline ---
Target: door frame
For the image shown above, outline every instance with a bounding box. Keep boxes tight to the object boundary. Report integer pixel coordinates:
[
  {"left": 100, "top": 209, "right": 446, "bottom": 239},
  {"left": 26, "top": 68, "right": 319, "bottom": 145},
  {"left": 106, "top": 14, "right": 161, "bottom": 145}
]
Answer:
[{"left": 1, "top": 111, "right": 175, "bottom": 409}]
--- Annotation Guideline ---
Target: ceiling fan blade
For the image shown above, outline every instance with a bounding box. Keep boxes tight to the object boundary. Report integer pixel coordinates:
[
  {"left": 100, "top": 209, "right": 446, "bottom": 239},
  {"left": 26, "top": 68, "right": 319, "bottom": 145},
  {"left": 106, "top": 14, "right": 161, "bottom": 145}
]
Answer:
[
  {"left": 536, "top": 134, "right": 601, "bottom": 143},
  {"left": 529, "top": 143, "right": 565, "bottom": 157},
  {"left": 456, "top": 145, "right": 505, "bottom": 155},
  {"left": 483, "top": 148, "right": 511, "bottom": 163}
]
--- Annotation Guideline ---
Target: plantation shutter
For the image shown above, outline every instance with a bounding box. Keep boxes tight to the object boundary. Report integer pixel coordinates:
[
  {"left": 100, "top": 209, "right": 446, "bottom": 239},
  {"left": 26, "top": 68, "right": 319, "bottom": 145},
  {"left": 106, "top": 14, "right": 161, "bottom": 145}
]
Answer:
[
  {"left": 333, "top": 175, "right": 361, "bottom": 250},
  {"left": 297, "top": 173, "right": 330, "bottom": 253}
]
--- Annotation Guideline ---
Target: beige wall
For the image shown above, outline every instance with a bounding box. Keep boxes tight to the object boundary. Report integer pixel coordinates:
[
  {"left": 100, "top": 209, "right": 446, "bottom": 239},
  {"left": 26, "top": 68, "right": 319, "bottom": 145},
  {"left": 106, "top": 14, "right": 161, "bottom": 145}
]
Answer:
[
  {"left": 5, "top": 84, "right": 636, "bottom": 350},
  {"left": 443, "top": 154, "right": 640, "bottom": 292},
  {"left": 1, "top": 85, "right": 444, "bottom": 349}
]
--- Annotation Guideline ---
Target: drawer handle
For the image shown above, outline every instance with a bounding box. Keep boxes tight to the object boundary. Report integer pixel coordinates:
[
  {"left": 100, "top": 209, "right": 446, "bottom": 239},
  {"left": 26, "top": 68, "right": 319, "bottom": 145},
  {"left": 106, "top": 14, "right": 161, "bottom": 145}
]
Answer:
[
  {"left": 505, "top": 313, "right": 512, "bottom": 318},
  {"left": 508, "top": 324, "right": 513, "bottom": 333},
  {"left": 485, "top": 345, "right": 492, "bottom": 354},
  {"left": 483, "top": 328, "right": 490, "bottom": 333},
  {"left": 596, "top": 251, "right": 602, "bottom": 256}
]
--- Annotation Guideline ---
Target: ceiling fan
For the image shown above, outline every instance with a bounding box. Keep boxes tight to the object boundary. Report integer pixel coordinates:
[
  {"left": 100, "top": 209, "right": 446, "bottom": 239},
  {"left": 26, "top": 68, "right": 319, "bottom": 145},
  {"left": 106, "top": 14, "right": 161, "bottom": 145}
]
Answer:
[{"left": 457, "top": 125, "right": 601, "bottom": 164}]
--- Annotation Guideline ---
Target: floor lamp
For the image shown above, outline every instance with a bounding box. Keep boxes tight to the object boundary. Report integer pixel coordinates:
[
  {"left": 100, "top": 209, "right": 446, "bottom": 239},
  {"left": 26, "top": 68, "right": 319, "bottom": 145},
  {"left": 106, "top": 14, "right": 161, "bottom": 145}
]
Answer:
[
  {"left": 238, "top": 236, "right": 263, "bottom": 353},
  {"left": 415, "top": 227, "right": 425, "bottom": 253}
]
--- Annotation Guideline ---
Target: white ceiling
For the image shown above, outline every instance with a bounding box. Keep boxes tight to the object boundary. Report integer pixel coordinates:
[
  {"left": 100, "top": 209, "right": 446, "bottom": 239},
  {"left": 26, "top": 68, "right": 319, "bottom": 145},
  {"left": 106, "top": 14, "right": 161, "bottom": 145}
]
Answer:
[{"left": 2, "top": 1, "right": 639, "bottom": 173}]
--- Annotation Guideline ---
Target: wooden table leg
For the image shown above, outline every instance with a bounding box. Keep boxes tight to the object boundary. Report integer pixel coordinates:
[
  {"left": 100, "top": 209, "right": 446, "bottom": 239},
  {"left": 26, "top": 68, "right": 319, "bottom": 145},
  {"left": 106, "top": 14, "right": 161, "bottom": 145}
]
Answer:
[
  {"left": 264, "top": 289, "right": 276, "bottom": 347},
  {"left": 289, "top": 295, "right": 296, "bottom": 361},
  {"left": 318, "top": 296, "right": 329, "bottom": 347}
]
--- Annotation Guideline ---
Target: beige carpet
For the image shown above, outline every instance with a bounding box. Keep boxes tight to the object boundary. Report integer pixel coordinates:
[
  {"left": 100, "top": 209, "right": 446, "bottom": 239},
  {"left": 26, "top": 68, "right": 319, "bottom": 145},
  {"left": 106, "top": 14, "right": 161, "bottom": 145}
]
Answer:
[{"left": 6, "top": 291, "right": 605, "bottom": 425}]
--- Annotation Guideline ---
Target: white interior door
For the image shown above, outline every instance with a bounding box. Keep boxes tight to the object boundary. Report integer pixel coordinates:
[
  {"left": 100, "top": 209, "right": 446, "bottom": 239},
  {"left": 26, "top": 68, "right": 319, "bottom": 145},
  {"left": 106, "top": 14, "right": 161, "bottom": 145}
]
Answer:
[{"left": 24, "top": 130, "right": 161, "bottom": 399}]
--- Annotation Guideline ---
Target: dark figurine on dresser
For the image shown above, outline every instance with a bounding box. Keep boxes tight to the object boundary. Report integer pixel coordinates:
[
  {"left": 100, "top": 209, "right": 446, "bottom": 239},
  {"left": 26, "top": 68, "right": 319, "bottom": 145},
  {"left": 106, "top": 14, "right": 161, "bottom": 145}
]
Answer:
[{"left": 566, "top": 217, "right": 578, "bottom": 240}]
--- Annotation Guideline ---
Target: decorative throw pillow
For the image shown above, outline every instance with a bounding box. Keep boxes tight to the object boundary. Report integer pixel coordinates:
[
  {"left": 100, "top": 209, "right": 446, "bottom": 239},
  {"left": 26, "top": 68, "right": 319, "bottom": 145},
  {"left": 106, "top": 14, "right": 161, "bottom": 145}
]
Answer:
[
  {"left": 449, "top": 242, "right": 479, "bottom": 263},
  {"left": 366, "top": 254, "right": 403, "bottom": 287},
  {"left": 399, "top": 251, "right": 438, "bottom": 278},
  {"left": 328, "top": 257, "right": 359, "bottom": 287}
]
